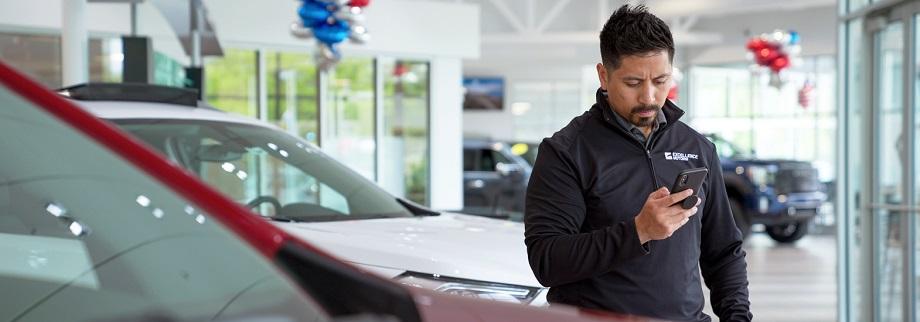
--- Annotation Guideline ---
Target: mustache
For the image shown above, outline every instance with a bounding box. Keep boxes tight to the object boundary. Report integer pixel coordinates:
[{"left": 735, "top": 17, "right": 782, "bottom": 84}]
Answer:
[{"left": 630, "top": 105, "right": 660, "bottom": 115}]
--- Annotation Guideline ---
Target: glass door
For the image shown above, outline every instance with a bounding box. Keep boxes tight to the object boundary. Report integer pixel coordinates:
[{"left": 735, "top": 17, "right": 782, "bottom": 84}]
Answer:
[{"left": 872, "top": 19, "right": 906, "bottom": 322}]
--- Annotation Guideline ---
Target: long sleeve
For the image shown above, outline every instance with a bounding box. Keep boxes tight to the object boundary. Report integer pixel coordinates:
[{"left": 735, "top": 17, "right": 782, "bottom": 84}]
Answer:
[
  {"left": 523, "top": 139, "right": 649, "bottom": 287},
  {"left": 700, "top": 147, "right": 753, "bottom": 321}
]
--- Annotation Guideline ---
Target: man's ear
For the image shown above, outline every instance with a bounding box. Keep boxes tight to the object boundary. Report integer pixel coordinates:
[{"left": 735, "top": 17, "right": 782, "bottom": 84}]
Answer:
[{"left": 596, "top": 63, "right": 608, "bottom": 91}]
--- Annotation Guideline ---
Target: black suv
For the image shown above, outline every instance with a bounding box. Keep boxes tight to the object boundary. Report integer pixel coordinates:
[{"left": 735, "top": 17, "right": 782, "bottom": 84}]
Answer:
[
  {"left": 462, "top": 139, "right": 532, "bottom": 220},
  {"left": 707, "top": 134, "right": 826, "bottom": 243}
]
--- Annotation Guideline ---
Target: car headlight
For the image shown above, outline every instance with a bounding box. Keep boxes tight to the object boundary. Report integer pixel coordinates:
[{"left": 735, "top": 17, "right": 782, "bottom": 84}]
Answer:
[{"left": 395, "top": 271, "right": 543, "bottom": 305}]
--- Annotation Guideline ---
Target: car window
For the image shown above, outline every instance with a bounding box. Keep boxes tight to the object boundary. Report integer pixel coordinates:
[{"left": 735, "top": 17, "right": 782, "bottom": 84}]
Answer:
[
  {"left": 463, "top": 148, "right": 477, "bottom": 172},
  {"left": 0, "top": 87, "right": 328, "bottom": 321},
  {"left": 477, "top": 149, "right": 510, "bottom": 172},
  {"left": 116, "top": 120, "right": 413, "bottom": 222}
]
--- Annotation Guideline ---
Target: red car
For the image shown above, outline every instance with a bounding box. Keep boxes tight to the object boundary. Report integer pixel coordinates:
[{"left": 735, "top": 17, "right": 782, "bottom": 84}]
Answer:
[{"left": 0, "top": 60, "right": 657, "bottom": 322}]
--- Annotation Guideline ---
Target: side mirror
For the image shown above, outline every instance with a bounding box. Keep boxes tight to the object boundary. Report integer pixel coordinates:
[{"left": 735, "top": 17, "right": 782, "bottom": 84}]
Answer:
[{"left": 495, "top": 162, "right": 523, "bottom": 177}]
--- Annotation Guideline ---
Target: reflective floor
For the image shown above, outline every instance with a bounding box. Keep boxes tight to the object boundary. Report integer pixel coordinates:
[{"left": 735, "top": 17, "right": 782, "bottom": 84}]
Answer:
[{"left": 703, "top": 233, "right": 837, "bottom": 321}]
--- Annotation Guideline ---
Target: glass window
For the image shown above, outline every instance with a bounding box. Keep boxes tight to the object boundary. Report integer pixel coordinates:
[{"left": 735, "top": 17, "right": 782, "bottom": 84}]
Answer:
[
  {"left": 265, "top": 51, "right": 319, "bottom": 144},
  {"left": 0, "top": 33, "right": 122, "bottom": 88},
  {"left": 873, "top": 21, "right": 904, "bottom": 322},
  {"left": 688, "top": 56, "right": 837, "bottom": 182},
  {"left": 322, "top": 57, "right": 376, "bottom": 180},
  {"left": 381, "top": 59, "right": 429, "bottom": 204},
  {"left": 848, "top": 0, "right": 871, "bottom": 14},
  {"left": 116, "top": 120, "right": 412, "bottom": 222},
  {"left": 204, "top": 49, "right": 258, "bottom": 118},
  {"left": 0, "top": 86, "right": 325, "bottom": 321},
  {"left": 509, "top": 81, "right": 582, "bottom": 141}
]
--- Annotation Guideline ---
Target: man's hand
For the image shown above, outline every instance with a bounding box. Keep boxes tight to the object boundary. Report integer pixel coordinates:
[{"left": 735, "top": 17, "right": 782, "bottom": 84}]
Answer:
[{"left": 634, "top": 187, "right": 701, "bottom": 244}]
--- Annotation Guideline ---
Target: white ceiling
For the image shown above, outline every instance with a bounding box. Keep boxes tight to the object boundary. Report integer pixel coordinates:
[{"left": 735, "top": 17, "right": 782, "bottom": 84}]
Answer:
[{"left": 421, "top": 0, "right": 836, "bottom": 46}]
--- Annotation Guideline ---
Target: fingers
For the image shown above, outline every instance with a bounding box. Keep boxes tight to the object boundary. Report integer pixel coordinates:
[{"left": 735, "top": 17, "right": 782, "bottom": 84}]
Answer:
[
  {"left": 663, "top": 189, "right": 694, "bottom": 205},
  {"left": 649, "top": 187, "right": 670, "bottom": 200}
]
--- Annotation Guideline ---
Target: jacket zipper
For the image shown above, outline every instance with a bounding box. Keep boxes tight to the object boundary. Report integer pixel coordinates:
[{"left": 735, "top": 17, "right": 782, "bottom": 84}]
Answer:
[
  {"left": 645, "top": 148, "right": 660, "bottom": 189},
  {"left": 600, "top": 107, "right": 673, "bottom": 189}
]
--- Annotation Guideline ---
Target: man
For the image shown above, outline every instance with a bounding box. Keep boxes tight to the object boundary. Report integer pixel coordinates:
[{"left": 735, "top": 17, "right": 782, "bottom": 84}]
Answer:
[{"left": 523, "top": 5, "right": 752, "bottom": 322}]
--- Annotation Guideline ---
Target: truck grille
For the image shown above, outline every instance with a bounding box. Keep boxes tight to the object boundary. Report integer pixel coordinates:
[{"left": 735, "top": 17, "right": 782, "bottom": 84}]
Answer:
[{"left": 774, "top": 165, "right": 820, "bottom": 194}]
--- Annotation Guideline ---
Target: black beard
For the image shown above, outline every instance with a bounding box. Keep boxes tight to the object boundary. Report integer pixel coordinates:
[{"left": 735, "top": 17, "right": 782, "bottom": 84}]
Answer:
[{"left": 629, "top": 105, "right": 660, "bottom": 127}]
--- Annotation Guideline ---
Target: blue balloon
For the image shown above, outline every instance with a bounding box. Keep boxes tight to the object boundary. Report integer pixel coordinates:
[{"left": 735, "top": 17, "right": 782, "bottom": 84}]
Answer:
[
  {"left": 298, "top": 1, "right": 331, "bottom": 27},
  {"left": 314, "top": 20, "right": 351, "bottom": 45},
  {"left": 789, "top": 31, "right": 800, "bottom": 45}
]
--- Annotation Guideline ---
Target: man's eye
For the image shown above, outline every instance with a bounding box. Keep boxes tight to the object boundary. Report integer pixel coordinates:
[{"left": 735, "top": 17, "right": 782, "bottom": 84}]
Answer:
[{"left": 626, "top": 83, "right": 640, "bottom": 87}]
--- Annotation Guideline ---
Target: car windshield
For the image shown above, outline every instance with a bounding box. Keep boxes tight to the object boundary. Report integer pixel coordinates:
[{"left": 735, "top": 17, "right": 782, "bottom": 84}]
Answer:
[
  {"left": 114, "top": 119, "right": 414, "bottom": 222},
  {"left": 0, "top": 82, "right": 326, "bottom": 321}
]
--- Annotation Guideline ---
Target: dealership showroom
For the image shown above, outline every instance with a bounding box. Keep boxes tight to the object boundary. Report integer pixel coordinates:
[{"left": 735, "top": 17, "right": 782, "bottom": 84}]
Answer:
[{"left": 5, "top": 0, "right": 920, "bottom": 321}]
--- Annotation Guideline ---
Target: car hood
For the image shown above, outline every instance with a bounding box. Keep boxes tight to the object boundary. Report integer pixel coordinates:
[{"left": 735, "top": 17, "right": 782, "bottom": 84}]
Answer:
[{"left": 274, "top": 212, "right": 540, "bottom": 287}]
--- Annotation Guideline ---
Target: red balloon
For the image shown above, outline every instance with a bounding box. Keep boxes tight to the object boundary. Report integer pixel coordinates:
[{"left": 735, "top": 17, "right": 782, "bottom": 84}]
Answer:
[
  {"left": 770, "top": 55, "right": 790, "bottom": 72},
  {"left": 746, "top": 38, "right": 766, "bottom": 51},
  {"left": 755, "top": 48, "right": 779, "bottom": 66},
  {"left": 350, "top": 0, "right": 370, "bottom": 7}
]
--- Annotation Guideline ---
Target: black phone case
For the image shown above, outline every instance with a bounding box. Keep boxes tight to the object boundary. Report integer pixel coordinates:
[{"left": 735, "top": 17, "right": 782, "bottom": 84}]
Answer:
[{"left": 671, "top": 167, "right": 708, "bottom": 209}]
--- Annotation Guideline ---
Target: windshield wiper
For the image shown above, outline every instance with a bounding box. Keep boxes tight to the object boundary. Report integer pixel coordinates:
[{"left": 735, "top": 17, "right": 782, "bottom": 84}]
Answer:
[
  {"left": 263, "top": 215, "right": 300, "bottom": 223},
  {"left": 396, "top": 198, "right": 440, "bottom": 217}
]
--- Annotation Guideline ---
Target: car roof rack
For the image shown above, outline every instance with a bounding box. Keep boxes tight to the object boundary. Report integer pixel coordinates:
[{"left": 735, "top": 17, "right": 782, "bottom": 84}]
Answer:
[{"left": 58, "top": 83, "right": 199, "bottom": 107}]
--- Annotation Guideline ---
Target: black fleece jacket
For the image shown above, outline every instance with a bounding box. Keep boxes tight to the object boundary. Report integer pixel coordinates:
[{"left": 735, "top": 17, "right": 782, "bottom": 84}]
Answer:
[{"left": 524, "top": 89, "right": 752, "bottom": 322}]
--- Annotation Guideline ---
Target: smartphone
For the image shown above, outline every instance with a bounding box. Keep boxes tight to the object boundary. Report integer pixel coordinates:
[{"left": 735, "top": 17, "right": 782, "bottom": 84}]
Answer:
[{"left": 670, "top": 167, "right": 708, "bottom": 209}]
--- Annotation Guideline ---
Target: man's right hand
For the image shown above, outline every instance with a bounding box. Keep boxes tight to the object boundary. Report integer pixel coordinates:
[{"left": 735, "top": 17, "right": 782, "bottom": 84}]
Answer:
[{"left": 634, "top": 187, "right": 700, "bottom": 244}]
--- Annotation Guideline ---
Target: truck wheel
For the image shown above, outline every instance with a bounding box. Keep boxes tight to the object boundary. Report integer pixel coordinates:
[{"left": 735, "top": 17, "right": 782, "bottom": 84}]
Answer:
[
  {"left": 766, "top": 220, "right": 810, "bottom": 243},
  {"left": 730, "top": 199, "right": 751, "bottom": 239}
]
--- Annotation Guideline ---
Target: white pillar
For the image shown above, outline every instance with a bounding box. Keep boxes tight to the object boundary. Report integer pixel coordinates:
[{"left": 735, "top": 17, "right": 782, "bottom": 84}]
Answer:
[
  {"left": 429, "top": 57, "right": 464, "bottom": 211},
  {"left": 61, "top": 0, "right": 88, "bottom": 87}
]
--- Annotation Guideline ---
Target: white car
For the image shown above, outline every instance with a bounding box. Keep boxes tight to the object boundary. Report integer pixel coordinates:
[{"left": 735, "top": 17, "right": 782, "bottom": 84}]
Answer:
[{"left": 66, "top": 83, "right": 546, "bottom": 305}]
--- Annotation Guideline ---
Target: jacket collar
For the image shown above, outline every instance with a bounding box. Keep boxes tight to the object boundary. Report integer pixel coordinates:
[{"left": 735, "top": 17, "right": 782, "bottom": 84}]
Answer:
[{"left": 594, "top": 88, "right": 685, "bottom": 130}]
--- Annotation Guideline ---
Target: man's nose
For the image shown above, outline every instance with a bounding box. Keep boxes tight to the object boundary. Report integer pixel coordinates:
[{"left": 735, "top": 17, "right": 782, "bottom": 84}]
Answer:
[{"left": 638, "top": 83, "right": 656, "bottom": 105}]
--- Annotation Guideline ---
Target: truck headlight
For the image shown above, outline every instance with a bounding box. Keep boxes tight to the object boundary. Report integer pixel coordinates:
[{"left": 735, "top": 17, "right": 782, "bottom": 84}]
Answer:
[{"left": 396, "top": 271, "right": 543, "bottom": 305}]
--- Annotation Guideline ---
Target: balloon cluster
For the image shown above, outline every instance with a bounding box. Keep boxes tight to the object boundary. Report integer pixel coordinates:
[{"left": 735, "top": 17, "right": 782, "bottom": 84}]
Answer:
[
  {"left": 291, "top": 0, "right": 371, "bottom": 71},
  {"left": 745, "top": 30, "right": 802, "bottom": 89}
]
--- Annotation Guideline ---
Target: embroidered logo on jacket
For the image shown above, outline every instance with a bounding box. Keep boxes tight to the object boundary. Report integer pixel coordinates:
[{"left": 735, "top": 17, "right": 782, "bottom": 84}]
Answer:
[{"left": 664, "top": 151, "right": 699, "bottom": 161}]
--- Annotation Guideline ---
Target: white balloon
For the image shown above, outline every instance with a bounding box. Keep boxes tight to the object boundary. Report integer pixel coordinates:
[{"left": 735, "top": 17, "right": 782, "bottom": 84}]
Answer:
[
  {"left": 772, "top": 30, "right": 785, "bottom": 42},
  {"left": 290, "top": 22, "right": 314, "bottom": 39},
  {"left": 334, "top": 9, "right": 365, "bottom": 23},
  {"left": 349, "top": 28, "right": 370, "bottom": 44}
]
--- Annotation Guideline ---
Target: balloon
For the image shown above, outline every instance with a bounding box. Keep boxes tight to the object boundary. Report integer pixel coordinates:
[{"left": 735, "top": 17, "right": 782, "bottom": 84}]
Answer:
[
  {"left": 746, "top": 38, "right": 766, "bottom": 51},
  {"left": 770, "top": 55, "right": 789, "bottom": 72},
  {"left": 316, "top": 44, "right": 341, "bottom": 72},
  {"left": 335, "top": 7, "right": 365, "bottom": 23},
  {"left": 314, "top": 20, "right": 351, "bottom": 45},
  {"left": 350, "top": 0, "right": 370, "bottom": 7},
  {"left": 298, "top": 1, "right": 331, "bottom": 26},
  {"left": 789, "top": 31, "right": 800, "bottom": 45},
  {"left": 349, "top": 25, "right": 370, "bottom": 44},
  {"left": 290, "top": 22, "right": 314, "bottom": 39}
]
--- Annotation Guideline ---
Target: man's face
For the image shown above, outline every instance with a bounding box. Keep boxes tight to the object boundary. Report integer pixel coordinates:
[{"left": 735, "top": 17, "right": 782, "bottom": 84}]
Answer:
[{"left": 596, "top": 50, "right": 672, "bottom": 128}]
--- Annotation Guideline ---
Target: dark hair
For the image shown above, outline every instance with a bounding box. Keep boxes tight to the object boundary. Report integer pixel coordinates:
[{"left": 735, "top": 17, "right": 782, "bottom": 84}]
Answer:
[{"left": 599, "top": 4, "right": 674, "bottom": 70}]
